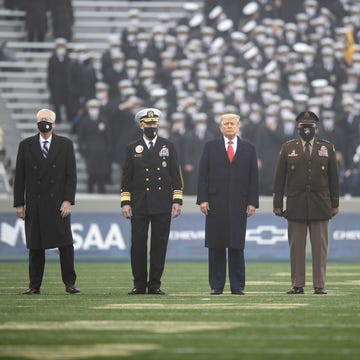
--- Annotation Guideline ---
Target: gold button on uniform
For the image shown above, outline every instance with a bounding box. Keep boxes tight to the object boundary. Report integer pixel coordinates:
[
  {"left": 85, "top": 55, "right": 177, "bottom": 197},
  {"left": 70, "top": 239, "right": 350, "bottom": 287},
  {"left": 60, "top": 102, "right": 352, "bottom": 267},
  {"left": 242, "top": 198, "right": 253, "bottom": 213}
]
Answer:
[{"left": 146, "top": 188, "right": 149, "bottom": 191}]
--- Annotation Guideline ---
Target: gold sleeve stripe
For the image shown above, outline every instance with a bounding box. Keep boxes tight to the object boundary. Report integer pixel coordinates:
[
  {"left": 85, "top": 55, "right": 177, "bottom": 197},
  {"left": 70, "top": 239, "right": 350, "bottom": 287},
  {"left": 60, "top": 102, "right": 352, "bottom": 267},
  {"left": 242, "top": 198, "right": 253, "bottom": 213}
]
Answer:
[
  {"left": 173, "top": 190, "right": 183, "bottom": 200},
  {"left": 120, "top": 192, "right": 131, "bottom": 202}
]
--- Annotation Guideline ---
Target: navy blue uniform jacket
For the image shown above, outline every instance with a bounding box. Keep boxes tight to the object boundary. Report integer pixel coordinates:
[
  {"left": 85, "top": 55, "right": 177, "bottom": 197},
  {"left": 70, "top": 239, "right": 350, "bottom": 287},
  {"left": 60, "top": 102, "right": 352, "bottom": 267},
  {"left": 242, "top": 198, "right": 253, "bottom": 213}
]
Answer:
[
  {"left": 120, "top": 137, "right": 183, "bottom": 214},
  {"left": 197, "top": 136, "right": 259, "bottom": 249}
]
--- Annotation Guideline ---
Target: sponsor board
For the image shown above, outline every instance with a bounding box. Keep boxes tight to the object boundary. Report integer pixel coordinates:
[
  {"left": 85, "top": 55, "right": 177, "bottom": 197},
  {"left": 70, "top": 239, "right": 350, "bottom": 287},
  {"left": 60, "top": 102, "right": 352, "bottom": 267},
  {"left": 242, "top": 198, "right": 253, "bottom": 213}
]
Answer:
[{"left": 0, "top": 212, "right": 359, "bottom": 259}]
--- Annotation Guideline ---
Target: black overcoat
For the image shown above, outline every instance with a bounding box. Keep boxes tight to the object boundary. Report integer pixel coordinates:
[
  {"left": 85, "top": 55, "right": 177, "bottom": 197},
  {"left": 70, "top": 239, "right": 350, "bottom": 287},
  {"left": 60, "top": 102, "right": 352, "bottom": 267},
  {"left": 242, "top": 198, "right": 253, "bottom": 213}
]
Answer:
[
  {"left": 197, "top": 137, "right": 259, "bottom": 249},
  {"left": 13, "top": 134, "right": 77, "bottom": 249}
]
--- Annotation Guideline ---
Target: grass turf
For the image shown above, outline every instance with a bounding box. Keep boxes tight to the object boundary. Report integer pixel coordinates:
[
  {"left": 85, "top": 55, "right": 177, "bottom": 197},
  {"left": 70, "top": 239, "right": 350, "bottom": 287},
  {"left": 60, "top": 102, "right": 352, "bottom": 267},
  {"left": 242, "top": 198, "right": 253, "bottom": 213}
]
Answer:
[{"left": 0, "top": 261, "right": 359, "bottom": 359}]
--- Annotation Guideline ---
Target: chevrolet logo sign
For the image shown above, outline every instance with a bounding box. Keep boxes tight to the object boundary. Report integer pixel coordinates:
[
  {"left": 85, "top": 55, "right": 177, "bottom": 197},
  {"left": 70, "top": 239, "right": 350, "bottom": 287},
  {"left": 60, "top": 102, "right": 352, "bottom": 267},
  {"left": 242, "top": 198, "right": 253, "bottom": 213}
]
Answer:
[{"left": 246, "top": 226, "right": 287, "bottom": 245}]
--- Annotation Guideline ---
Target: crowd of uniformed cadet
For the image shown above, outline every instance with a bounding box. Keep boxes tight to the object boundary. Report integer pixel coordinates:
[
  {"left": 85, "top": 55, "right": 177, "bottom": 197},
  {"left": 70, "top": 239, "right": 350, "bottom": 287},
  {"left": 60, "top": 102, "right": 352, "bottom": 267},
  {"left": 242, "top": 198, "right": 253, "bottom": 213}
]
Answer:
[{"left": 5, "top": 0, "right": 360, "bottom": 196}]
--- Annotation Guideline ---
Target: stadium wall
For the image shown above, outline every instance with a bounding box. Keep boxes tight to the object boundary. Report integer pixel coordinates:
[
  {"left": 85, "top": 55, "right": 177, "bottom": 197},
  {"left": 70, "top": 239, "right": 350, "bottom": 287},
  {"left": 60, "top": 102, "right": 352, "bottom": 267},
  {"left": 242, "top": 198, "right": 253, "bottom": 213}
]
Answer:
[{"left": 0, "top": 195, "right": 360, "bottom": 261}]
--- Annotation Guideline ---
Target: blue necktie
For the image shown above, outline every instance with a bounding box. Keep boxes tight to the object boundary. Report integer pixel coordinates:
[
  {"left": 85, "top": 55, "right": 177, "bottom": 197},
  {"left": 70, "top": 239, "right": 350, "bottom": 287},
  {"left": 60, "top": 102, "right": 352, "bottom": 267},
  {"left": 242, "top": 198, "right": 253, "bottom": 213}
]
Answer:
[{"left": 42, "top": 140, "right": 49, "bottom": 158}]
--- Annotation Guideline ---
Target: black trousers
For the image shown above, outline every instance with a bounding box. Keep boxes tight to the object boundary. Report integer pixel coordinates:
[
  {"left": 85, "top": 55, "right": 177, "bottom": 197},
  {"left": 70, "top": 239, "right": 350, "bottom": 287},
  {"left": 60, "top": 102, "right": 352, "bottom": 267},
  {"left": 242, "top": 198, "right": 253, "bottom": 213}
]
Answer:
[
  {"left": 130, "top": 213, "right": 171, "bottom": 290},
  {"left": 28, "top": 245, "right": 76, "bottom": 289},
  {"left": 208, "top": 248, "right": 245, "bottom": 292}
]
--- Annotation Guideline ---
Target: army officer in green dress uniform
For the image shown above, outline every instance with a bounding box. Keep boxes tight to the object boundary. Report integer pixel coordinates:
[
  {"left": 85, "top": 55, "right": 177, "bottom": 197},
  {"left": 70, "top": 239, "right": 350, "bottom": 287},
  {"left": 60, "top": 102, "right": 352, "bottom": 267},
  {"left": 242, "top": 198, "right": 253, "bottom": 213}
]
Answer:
[
  {"left": 121, "top": 108, "right": 183, "bottom": 295},
  {"left": 273, "top": 111, "right": 339, "bottom": 295}
]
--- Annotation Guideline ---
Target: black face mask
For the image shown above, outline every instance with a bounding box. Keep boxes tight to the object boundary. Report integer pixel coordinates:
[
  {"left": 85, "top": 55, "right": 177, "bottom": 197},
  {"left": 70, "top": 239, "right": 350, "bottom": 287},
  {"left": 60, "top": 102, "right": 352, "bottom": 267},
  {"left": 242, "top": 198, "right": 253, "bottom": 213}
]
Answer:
[
  {"left": 144, "top": 127, "right": 158, "bottom": 140},
  {"left": 299, "top": 126, "right": 316, "bottom": 141},
  {"left": 38, "top": 121, "right": 53, "bottom": 133}
]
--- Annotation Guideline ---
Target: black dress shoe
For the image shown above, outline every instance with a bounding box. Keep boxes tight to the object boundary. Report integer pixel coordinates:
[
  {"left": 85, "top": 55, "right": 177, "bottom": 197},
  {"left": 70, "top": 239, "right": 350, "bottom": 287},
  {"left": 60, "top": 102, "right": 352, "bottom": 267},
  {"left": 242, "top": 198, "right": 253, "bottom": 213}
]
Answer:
[
  {"left": 148, "top": 288, "right": 166, "bottom": 295},
  {"left": 128, "top": 287, "right": 146, "bottom": 295},
  {"left": 286, "top": 286, "right": 304, "bottom": 294},
  {"left": 231, "top": 290, "right": 245, "bottom": 295},
  {"left": 65, "top": 285, "right": 81, "bottom": 294},
  {"left": 210, "top": 289, "right": 223, "bottom": 295},
  {"left": 21, "top": 288, "right": 40, "bottom": 295},
  {"left": 314, "top": 287, "right": 327, "bottom": 294}
]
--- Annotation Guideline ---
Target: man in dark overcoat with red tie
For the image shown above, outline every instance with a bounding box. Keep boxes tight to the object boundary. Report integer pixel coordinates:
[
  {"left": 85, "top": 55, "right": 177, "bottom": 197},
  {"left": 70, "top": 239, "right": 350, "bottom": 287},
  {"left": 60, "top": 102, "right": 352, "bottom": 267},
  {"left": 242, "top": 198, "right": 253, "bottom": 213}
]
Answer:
[
  {"left": 197, "top": 113, "right": 259, "bottom": 295},
  {"left": 13, "top": 108, "right": 80, "bottom": 295}
]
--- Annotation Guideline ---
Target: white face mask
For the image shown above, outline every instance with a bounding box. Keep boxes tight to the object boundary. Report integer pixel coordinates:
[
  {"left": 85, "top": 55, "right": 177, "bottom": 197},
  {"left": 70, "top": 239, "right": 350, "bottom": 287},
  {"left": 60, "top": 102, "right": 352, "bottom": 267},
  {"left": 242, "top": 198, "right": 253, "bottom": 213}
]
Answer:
[
  {"left": 158, "top": 128, "right": 169, "bottom": 138},
  {"left": 177, "top": 34, "right": 188, "bottom": 43},
  {"left": 284, "top": 122, "right": 295, "bottom": 135},
  {"left": 127, "top": 69, "right": 137, "bottom": 78},
  {"left": 196, "top": 123, "right": 207, "bottom": 134},
  {"left": 240, "top": 103, "right": 250, "bottom": 114},
  {"left": 172, "top": 122, "right": 185, "bottom": 133},
  {"left": 138, "top": 41, "right": 147, "bottom": 52},
  {"left": 265, "top": 117, "right": 277, "bottom": 129},
  {"left": 113, "top": 63, "right": 123, "bottom": 72},
  {"left": 323, "top": 119, "right": 334, "bottom": 131},
  {"left": 96, "top": 91, "right": 107, "bottom": 101},
  {"left": 154, "top": 34, "right": 164, "bottom": 43},
  {"left": 56, "top": 48, "right": 66, "bottom": 56},
  {"left": 286, "top": 33, "right": 296, "bottom": 43},
  {"left": 305, "top": 7, "right": 316, "bottom": 17},
  {"left": 264, "top": 47, "right": 275, "bottom": 58},
  {"left": 323, "top": 95, "right": 334, "bottom": 106},
  {"left": 88, "top": 108, "right": 99, "bottom": 119},
  {"left": 250, "top": 113, "right": 261, "bottom": 124},
  {"left": 247, "top": 79, "right": 258, "bottom": 88},
  {"left": 110, "top": 47, "right": 120, "bottom": 56}
]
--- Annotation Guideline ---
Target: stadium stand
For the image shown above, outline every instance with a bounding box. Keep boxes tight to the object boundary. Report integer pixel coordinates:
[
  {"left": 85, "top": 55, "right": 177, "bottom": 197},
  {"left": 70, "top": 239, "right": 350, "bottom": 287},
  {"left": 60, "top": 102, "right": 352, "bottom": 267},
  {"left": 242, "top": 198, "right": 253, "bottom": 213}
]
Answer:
[
  {"left": 0, "top": 0, "right": 359, "bottom": 196},
  {"left": 0, "top": 0, "right": 203, "bottom": 193}
]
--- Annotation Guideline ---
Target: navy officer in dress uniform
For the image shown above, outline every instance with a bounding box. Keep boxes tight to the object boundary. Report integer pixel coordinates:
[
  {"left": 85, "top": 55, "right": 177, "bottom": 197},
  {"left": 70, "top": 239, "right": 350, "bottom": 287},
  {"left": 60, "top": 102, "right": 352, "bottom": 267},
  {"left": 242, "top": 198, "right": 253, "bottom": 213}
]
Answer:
[
  {"left": 273, "top": 111, "right": 339, "bottom": 295},
  {"left": 121, "top": 108, "right": 183, "bottom": 295}
]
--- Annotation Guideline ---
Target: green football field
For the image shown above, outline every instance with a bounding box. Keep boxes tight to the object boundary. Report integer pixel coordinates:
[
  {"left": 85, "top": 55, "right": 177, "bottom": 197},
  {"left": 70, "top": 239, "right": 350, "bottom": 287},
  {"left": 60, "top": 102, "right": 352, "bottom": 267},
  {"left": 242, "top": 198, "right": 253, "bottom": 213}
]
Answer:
[{"left": 0, "top": 261, "right": 359, "bottom": 359}]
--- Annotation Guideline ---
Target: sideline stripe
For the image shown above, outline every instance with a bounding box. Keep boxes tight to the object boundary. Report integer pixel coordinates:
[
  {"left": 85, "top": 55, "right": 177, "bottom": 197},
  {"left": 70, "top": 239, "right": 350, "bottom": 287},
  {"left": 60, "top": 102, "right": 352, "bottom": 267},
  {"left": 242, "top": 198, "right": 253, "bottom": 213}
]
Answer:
[{"left": 0, "top": 344, "right": 159, "bottom": 359}]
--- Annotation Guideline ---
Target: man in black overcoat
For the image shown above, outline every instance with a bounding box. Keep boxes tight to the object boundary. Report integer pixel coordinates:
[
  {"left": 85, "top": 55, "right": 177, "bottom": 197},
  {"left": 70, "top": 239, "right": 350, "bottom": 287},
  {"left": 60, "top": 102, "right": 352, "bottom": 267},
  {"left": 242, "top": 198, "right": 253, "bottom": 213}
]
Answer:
[
  {"left": 121, "top": 108, "right": 183, "bottom": 295},
  {"left": 197, "top": 113, "right": 259, "bottom": 295},
  {"left": 13, "top": 109, "right": 80, "bottom": 295}
]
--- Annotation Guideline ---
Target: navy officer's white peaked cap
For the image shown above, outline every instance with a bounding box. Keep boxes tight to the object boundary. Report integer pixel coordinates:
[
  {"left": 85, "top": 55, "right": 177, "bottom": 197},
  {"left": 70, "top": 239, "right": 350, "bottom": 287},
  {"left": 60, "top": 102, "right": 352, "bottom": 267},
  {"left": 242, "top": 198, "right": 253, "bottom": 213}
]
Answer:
[{"left": 135, "top": 108, "right": 162, "bottom": 123}]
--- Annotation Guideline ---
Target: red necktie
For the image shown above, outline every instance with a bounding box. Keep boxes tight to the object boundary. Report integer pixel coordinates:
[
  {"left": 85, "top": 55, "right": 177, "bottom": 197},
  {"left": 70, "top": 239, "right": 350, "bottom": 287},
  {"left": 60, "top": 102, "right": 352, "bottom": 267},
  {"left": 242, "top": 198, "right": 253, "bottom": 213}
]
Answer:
[{"left": 227, "top": 140, "right": 234, "bottom": 163}]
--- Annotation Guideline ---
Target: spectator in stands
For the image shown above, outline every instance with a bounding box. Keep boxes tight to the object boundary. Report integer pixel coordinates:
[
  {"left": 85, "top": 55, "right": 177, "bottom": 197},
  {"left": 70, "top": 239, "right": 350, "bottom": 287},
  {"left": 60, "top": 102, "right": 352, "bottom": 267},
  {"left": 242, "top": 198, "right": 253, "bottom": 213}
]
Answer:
[
  {"left": 110, "top": 96, "right": 143, "bottom": 169},
  {"left": 256, "top": 107, "right": 284, "bottom": 195},
  {"left": 77, "top": 99, "right": 112, "bottom": 193},
  {"left": 340, "top": 97, "right": 360, "bottom": 169},
  {"left": 24, "top": 0, "right": 48, "bottom": 42},
  {"left": 49, "top": 0, "right": 74, "bottom": 41},
  {"left": 13, "top": 108, "right": 79, "bottom": 295},
  {"left": 103, "top": 50, "right": 126, "bottom": 99},
  {"left": 73, "top": 52, "right": 97, "bottom": 107},
  {"left": 47, "top": 38, "right": 72, "bottom": 123},
  {"left": 100, "top": 34, "right": 123, "bottom": 78},
  {"left": 182, "top": 113, "right": 214, "bottom": 195}
]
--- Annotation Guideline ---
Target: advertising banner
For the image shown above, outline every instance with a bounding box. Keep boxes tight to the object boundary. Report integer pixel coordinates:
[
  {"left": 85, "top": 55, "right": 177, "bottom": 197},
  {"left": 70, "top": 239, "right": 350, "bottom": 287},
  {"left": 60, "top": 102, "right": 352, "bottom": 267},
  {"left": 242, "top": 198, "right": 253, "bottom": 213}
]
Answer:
[{"left": 0, "top": 212, "right": 359, "bottom": 260}]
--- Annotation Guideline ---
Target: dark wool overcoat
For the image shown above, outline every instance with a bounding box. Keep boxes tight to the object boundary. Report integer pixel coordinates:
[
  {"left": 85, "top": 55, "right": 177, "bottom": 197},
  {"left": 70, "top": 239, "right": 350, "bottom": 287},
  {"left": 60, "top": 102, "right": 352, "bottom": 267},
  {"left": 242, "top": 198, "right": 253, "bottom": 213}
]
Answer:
[
  {"left": 197, "top": 137, "right": 259, "bottom": 249},
  {"left": 13, "top": 134, "right": 77, "bottom": 249}
]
